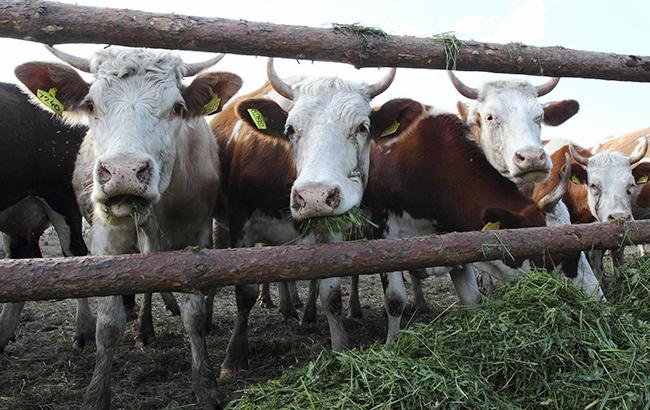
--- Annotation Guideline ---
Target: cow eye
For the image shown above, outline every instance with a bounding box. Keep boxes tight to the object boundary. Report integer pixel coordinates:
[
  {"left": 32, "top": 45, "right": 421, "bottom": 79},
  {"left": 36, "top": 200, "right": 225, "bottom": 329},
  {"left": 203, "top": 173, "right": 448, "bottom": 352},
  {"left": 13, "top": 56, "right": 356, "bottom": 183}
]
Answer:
[
  {"left": 485, "top": 114, "right": 495, "bottom": 122},
  {"left": 356, "top": 123, "right": 369, "bottom": 134},
  {"left": 589, "top": 183, "right": 601, "bottom": 193},
  {"left": 173, "top": 102, "right": 187, "bottom": 116},
  {"left": 535, "top": 115, "right": 543, "bottom": 124},
  {"left": 284, "top": 125, "right": 295, "bottom": 138},
  {"left": 85, "top": 99, "right": 95, "bottom": 114}
]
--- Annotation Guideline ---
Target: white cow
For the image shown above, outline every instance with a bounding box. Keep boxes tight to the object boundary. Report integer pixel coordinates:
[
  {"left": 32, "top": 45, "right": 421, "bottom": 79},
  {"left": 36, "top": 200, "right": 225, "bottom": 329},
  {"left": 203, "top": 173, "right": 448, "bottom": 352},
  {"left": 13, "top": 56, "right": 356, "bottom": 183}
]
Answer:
[{"left": 16, "top": 46, "right": 242, "bottom": 409}]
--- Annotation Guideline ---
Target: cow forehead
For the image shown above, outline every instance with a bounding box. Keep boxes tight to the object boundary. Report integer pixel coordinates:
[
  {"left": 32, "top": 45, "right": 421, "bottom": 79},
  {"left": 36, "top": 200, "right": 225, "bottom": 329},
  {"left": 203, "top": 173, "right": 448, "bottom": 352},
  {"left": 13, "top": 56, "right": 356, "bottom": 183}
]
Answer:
[
  {"left": 588, "top": 152, "right": 630, "bottom": 169},
  {"left": 90, "top": 47, "right": 185, "bottom": 83}
]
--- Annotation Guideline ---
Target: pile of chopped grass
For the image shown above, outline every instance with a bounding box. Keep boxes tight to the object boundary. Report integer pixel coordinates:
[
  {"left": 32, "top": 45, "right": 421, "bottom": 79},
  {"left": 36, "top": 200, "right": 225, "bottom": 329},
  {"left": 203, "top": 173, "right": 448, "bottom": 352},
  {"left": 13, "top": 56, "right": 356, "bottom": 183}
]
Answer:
[
  {"left": 229, "top": 261, "right": 650, "bottom": 409},
  {"left": 298, "top": 206, "right": 378, "bottom": 241}
]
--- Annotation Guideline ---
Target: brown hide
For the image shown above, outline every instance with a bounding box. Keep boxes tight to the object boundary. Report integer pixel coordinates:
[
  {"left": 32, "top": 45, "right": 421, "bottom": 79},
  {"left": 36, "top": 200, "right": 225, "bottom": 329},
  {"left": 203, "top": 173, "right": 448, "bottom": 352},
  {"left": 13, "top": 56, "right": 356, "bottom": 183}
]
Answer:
[
  {"left": 210, "top": 83, "right": 296, "bottom": 243},
  {"left": 531, "top": 144, "right": 594, "bottom": 224}
]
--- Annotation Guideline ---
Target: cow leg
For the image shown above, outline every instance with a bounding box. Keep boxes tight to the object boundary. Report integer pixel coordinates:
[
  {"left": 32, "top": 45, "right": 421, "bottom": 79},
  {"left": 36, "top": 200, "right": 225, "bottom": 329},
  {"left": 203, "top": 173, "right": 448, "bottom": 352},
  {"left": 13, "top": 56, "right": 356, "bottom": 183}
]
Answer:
[
  {"left": 0, "top": 302, "right": 25, "bottom": 352},
  {"left": 569, "top": 252, "right": 605, "bottom": 302},
  {"left": 121, "top": 294, "right": 138, "bottom": 321},
  {"left": 74, "top": 298, "right": 96, "bottom": 349},
  {"left": 320, "top": 277, "right": 348, "bottom": 352},
  {"left": 160, "top": 292, "right": 181, "bottom": 316},
  {"left": 449, "top": 264, "right": 481, "bottom": 305},
  {"left": 204, "top": 289, "right": 218, "bottom": 333},
  {"left": 408, "top": 270, "right": 430, "bottom": 313},
  {"left": 301, "top": 279, "right": 319, "bottom": 325},
  {"left": 347, "top": 275, "right": 363, "bottom": 319},
  {"left": 134, "top": 293, "right": 155, "bottom": 349},
  {"left": 288, "top": 281, "right": 303, "bottom": 308},
  {"left": 82, "top": 295, "right": 126, "bottom": 409},
  {"left": 383, "top": 271, "right": 406, "bottom": 344},
  {"left": 259, "top": 282, "right": 275, "bottom": 308},
  {"left": 278, "top": 282, "right": 299, "bottom": 321},
  {"left": 612, "top": 247, "right": 626, "bottom": 267},
  {"left": 221, "top": 284, "right": 259, "bottom": 379},
  {"left": 589, "top": 249, "right": 604, "bottom": 278},
  {"left": 179, "top": 293, "right": 220, "bottom": 408}
]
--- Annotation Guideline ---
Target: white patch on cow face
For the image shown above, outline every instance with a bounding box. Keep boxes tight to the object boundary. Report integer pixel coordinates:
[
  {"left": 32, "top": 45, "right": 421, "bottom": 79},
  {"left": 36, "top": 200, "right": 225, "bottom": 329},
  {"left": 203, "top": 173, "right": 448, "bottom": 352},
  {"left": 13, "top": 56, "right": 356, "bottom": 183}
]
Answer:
[
  {"left": 471, "top": 82, "right": 551, "bottom": 186},
  {"left": 584, "top": 153, "right": 638, "bottom": 222},
  {"left": 284, "top": 77, "right": 375, "bottom": 220},
  {"left": 83, "top": 49, "right": 189, "bottom": 219}
]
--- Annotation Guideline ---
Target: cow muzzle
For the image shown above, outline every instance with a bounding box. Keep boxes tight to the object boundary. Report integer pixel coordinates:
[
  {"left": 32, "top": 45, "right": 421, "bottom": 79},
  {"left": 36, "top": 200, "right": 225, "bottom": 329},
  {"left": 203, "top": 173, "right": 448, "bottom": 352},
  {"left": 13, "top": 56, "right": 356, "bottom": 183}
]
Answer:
[{"left": 291, "top": 183, "right": 342, "bottom": 220}]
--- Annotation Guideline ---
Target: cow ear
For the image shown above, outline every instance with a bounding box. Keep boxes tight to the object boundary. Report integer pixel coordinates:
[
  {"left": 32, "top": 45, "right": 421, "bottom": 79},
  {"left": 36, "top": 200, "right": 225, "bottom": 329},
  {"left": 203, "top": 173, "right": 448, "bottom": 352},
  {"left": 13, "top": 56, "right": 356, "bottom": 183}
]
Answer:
[
  {"left": 370, "top": 98, "right": 423, "bottom": 141},
  {"left": 236, "top": 98, "right": 288, "bottom": 139},
  {"left": 569, "top": 163, "right": 587, "bottom": 185},
  {"left": 632, "top": 162, "right": 650, "bottom": 185},
  {"left": 542, "top": 99, "right": 579, "bottom": 126},
  {"left": 481, "top": 207, "right": 519, "bottom": 230},
  {"left": 15, "top": 62, "right": 89, "bottom": 117},
  {"left": 183, "top": 72, "right": 242, "bottom": 117},
  {"left": 456, "top": 101, "right": 469, "bottom": 122}
]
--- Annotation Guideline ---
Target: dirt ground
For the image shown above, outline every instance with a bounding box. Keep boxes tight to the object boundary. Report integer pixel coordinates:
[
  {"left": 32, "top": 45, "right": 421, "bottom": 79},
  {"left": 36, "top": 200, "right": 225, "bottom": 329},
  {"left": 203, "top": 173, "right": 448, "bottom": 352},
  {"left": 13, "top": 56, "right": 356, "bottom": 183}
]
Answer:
[{"left": 0, "top": 229, "right": 457, "bottom": 409}]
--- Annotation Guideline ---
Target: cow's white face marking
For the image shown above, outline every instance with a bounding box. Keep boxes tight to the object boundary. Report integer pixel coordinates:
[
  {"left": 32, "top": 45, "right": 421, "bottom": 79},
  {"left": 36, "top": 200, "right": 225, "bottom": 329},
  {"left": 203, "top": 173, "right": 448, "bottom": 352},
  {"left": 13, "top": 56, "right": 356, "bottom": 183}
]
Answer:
[
  {"left": 284, "top": 77, "right": 375, "bottom": 220},
  {"left": 83, "top": 49, "right": 191, "bottom": 218},
  {"left": 584, "top": 153, "right": 638, "bottom": 222},
  {"left": 469, "top": 82, "right": 551, "bottom": 185}
]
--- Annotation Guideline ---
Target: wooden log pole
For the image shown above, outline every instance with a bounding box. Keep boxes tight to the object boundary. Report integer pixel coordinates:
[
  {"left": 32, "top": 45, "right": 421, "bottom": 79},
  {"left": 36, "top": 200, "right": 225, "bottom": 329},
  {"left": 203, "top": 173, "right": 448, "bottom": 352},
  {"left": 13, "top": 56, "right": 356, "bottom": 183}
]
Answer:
[
  {"left": 0, "top": 0, "right": 649, "bottom": 81},
  {"left": 0, "top": 221, "right": 648, "bottom": 303}
]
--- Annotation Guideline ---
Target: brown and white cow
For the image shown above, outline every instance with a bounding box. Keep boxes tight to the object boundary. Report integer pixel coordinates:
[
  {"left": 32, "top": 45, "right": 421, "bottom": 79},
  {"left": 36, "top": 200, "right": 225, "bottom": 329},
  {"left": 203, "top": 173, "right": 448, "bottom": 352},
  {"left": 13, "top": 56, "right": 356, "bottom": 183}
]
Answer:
[
  {"left": 211, "top": 59, "right": 396, "bottom": 366},
  {"left": 16, "top": 46, "right": 242, "bottom": 409},
  {"left": 364, "top": 99, "right": 603, "bottom": 342}
]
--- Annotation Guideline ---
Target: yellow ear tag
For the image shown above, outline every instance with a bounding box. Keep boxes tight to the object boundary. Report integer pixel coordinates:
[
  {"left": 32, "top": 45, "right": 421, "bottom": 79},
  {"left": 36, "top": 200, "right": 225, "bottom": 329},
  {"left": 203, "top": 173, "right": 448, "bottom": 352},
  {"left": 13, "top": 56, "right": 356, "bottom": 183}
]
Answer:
[
  {"left": 36, "top": 88, "right": 64, "bottom": 116},
  {"left": 380, "top": 121, "right": 400, "bottom": 137},
  {"left": 201, "top": 92, "right": 221, "bottom": 116},
  {"left": 636, "top": 175, "right": 649, "bottom": 184},
  {"left": 570, "top": 175, "right": 582, "bottom": 185},
  {"left": 481, "top": 221, "right": 501, "bottom": 231},
  {"left": 247, "top": 108, "right": 267, "bottom": 130}
]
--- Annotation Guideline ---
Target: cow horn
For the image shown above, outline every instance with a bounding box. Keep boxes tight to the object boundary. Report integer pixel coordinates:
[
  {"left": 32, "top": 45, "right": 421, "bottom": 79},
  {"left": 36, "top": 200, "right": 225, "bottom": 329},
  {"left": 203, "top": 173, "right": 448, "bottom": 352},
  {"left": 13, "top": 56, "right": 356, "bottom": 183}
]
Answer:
[
  {"left": 266, "top": 58, "right": 295, "bottom": 101},
  {"left": 45, "top": 45, "right": 91, "bottom": 73},
  {"left": 448, "top": 71, "right": 479, "bottom": 100},
  {"left": 537, "top": 153, "right": 570, "bottom": 212},
  {"left": 629, "top": 136, "right": 648, "bottom": 165},
  {"left": 569, "top": 142, "right": 589, "bottom": 166},
  {"left": 535, "top": 77, "right": 560, "bottom": 97},
  {"left": 366, "top": 68, "right": 397, "bottom": 99},
  {"left": 183, "top": 54, "right": 225, "bottom": 77}
]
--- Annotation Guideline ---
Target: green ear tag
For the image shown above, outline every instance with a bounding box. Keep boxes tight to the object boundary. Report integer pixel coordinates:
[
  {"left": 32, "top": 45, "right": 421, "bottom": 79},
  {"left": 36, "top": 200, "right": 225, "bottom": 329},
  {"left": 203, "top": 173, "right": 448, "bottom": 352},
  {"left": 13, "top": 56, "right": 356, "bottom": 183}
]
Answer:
[
  {"left": 570, "top": 175, "right": 581, "bottom": 185},
  {"left": 36, "top": 88, "right": 64, "bottom": 116},
  {"left": 247, "top": 108, "right": 267, "bottom": 130},
  {"left": 481, "top": 221, "right": 501, "bottom": 232},
  {"left": 201, "top": 92, "right": 221, "bottom": 116},
  {"left": 380, "top": 121, "right": 400, "bottom": 137},
  {"left": 637, "top": 175, "right": 649, "bottom": 184}
]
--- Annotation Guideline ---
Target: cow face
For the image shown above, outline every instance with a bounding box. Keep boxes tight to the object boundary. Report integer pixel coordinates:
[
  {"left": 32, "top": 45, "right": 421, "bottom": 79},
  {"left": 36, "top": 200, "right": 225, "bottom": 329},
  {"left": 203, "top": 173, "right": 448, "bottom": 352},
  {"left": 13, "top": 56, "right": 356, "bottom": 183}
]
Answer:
[
  {"left": 451, "top": 72, "right": 579, "bottom": 186},
  {"left": 569, "top": 139, "right": 650, "bottom": 222},
  {"left": 16, "top": 47, "right": 241, "bottom": 222},
  {"left": 237, "top": 59, "right": 396, "bottom": 221}
]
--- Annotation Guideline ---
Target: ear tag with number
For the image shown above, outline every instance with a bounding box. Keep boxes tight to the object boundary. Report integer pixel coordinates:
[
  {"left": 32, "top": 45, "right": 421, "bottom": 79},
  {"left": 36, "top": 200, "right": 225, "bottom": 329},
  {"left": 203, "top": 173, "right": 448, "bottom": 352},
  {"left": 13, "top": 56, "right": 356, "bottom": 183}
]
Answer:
[
  {"left": 380, "top": 121, "right": 400, "bottom": 137},
  {"left": 201, "top": 92, "right": 221, "bottom": 116},
  {"left": 481, "top": 220, "right": 501, "bottom": 231},
  {"left": 570, "top": 175, "right": 581, "bottom": 185},
  {"left": 36, "top": 88, "right": 64, "bottom": 116},
  {"left": 637, "top": 175, "right": 649, "bottom": 184},
  {"left": 247, "top": 108, "right": 267, "bottom": 130}
]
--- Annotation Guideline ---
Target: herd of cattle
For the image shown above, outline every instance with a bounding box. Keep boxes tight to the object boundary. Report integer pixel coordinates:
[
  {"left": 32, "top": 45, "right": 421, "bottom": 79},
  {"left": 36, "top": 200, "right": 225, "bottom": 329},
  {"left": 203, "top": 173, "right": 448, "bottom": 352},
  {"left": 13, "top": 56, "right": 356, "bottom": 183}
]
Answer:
[{"left": 0, "top": 45, "right": 648, "bottom": 408}]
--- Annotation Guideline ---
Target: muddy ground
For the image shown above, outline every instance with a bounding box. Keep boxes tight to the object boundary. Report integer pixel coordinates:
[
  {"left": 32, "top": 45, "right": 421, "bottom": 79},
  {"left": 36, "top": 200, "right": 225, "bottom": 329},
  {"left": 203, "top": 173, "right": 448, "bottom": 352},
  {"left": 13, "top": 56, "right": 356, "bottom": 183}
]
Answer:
[{"left": 0, "top": 229, "right": 458, "bottom": 409}]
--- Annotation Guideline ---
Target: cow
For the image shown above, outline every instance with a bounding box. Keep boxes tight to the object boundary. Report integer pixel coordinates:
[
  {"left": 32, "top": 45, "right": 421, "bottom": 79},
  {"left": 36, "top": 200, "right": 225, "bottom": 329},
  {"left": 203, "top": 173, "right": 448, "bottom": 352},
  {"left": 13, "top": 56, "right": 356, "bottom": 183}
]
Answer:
[
  {"left": 364, "top": 98, "right": 602, "bottom": 343},
  {"left": 0, "top": 82, "right": 91, "bottom": 351},
  {"left": 210, "top": 58, "right": 397, "bottom": 372},
  {"left": 15, "top": 46, "right": 242, "bottom": 408}
]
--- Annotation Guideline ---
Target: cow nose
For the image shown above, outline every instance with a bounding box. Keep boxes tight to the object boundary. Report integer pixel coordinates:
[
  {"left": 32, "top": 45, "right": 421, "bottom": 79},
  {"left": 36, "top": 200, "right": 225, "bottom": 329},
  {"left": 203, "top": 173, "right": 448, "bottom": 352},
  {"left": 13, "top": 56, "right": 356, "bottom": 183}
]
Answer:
[
  {"left": 291, "top": 184, "right": 342, "bottom": 219},
  {"left": 96, "top": 158, "right": 155, "bottom": 198},
  {"left": 606, "top": 212, "right": 632, "bottom": 222},
  {"left": 513, "top": 148, "right": 547, "bottom": 171}
]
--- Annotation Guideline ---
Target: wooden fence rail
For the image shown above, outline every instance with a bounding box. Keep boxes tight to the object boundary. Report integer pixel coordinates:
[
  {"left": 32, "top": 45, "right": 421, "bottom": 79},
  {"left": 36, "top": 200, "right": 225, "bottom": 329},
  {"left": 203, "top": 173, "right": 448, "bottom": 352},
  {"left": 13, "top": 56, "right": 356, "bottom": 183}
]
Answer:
[
  {"left": 0, "top": 220, "right": 647, "bottom": 303},
  {"left": 0, "top": 0, "right": 649, "bottom": 81}
]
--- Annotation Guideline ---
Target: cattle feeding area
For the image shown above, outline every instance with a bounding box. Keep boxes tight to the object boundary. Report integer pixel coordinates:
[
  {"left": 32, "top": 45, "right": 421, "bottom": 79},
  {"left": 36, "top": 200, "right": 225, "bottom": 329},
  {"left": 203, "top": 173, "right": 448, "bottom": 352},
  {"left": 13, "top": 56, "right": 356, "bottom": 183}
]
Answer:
[{"left": 1, "top": 0, "right": 650, "bottom": 409}]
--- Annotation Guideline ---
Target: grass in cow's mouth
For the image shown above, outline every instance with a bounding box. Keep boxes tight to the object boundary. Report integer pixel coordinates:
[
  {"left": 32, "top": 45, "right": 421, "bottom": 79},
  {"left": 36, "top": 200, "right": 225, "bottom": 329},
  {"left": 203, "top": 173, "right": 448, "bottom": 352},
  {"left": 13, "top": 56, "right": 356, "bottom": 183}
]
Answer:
[
  {"left": 332, "top": 23, "right": 388, "bottom": 39},
  {"left": 432, "top": 31, "right": 465, "bottom": 70},
  {"left": 230, "top": 260, "right": 650, "bottom": 409},
  {"left": 298, "top": 206, "right": 378, "bottom": 242}
]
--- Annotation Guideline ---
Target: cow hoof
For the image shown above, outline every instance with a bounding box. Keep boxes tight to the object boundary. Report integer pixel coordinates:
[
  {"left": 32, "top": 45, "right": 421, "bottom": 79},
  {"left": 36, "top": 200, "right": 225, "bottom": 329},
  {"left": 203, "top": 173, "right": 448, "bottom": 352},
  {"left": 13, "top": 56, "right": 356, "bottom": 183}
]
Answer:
[
  {"left": 260, "top": 299, "right": 275, "bottom": 309},
  {"left": 134, "top": 335, "right": 152, "bottom": 350},
  {"left": 219, "top": 367, "right": 235, "bottom": 380},
  {"left": 73, "top": 331, "right": 95, "bottom": 350},
  {"left": 412, "top": 302, "right": 431, "bottom": 314},
  {"left": 347, "top": 309, "right": 363, "bottom": 319},
  {"left": 280, "top": 308, "right": 300, "bottom": 322}
]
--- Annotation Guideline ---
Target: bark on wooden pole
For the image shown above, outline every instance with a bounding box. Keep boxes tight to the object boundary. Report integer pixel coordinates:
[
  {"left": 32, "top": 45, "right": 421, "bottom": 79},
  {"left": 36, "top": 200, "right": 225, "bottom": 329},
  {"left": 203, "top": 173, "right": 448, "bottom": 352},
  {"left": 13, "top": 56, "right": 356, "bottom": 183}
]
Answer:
[
  {"left": 1, "top": 0, "right": 649, "bottom": 81},
  {"left": 0, "top": 221, "right": 647, "bottom": 303}
]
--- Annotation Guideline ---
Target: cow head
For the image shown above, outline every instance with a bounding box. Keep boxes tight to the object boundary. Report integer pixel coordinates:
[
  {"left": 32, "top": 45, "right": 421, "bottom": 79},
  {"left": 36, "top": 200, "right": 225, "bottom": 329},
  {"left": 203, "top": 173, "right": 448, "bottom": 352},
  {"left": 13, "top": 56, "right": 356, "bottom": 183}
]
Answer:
[
  {"left": 237, "top": 59, "right": 396, "bottom": 221},
  {"left": 451, "top": 72, "right": 579, "bottom": 186},
  {"left": 16, "top": 46, "right": 241, "bottom": 222},
  {"left": 569, "top": 137, "right": 650, "bottom": 222}
]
